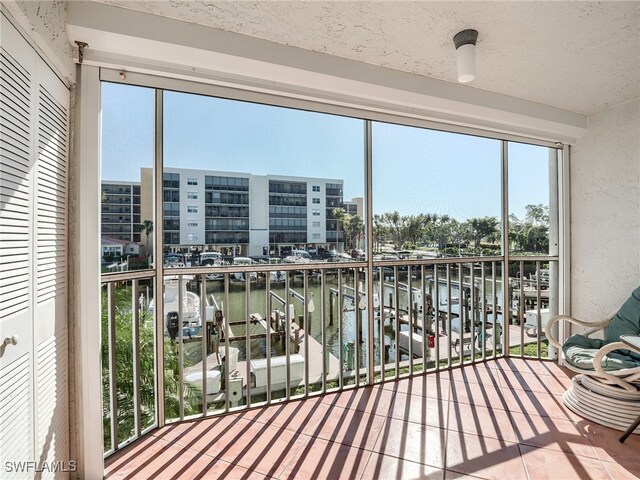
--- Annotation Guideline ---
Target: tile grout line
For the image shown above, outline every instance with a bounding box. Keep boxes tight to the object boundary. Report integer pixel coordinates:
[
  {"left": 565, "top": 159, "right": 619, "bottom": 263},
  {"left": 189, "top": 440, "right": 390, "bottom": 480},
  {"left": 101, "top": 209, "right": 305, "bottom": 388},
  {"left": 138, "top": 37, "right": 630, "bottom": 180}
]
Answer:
[
  {"left": 443, "top": 377, "right": 451, "bottom": 475},
  {"left": 109, "top": 360, "right": 616, "bottom": 479},
  {"left": 271, "top": 430, "right": 314, "bottom": 480}
]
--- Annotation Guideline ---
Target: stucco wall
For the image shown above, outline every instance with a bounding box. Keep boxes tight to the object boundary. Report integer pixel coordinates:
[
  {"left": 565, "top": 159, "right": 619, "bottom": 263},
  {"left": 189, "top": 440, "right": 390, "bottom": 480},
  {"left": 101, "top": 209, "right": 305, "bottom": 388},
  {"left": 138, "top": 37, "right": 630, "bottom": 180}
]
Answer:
[
  {"left": 571, "top": 99, "right": 640, "bottom": 323},
  {"left": 5, "top": 0, "right": 75, "bottom": 83}
]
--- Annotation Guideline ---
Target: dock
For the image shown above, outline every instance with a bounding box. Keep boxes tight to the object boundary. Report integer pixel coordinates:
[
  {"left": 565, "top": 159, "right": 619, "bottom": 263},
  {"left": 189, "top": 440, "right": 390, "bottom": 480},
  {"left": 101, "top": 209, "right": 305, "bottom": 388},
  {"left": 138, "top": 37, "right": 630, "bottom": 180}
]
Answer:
[{"left": 186, "top": 312, "right": 341, "bottom": 397}]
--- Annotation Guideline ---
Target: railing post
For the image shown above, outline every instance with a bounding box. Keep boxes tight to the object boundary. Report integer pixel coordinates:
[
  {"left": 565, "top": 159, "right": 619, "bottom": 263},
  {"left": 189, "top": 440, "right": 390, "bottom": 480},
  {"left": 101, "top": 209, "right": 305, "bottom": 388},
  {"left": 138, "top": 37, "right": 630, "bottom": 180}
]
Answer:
[
  {"left": 178, "top": 275, "right": 184, "bottom": 420},
  {"left": 107, "top": 282, "right": 118, "bottom": 451},
  {"left": 132, "top": 279, "right": 142, "bottom": 436},
  {"left": 200, "top": 274, "right": 208, "bottom": 416}
]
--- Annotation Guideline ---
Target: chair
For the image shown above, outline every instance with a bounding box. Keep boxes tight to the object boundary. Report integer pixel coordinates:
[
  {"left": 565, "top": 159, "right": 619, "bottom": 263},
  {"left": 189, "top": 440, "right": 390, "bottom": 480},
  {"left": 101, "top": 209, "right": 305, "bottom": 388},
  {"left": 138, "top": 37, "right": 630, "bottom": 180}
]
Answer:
[{"left": 546, "top": 287, "right": 640, "bottom": 435}]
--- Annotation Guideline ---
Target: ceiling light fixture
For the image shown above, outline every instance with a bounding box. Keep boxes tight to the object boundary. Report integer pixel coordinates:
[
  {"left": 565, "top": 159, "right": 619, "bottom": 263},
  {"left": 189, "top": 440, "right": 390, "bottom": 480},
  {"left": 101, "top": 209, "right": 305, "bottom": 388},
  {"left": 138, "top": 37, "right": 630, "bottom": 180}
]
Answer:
[{"left": 453, "top": 29, "right": 478, "bottom": 83}]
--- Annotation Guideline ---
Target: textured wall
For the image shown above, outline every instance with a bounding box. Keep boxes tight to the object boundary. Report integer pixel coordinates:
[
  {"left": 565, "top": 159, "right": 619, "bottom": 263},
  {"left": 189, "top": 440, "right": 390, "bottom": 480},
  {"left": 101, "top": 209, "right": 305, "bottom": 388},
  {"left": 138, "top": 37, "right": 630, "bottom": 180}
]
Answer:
[
  {"left": 9, "top": 0, "right": 74, "bottom": 82},
  {"left": 96, "top": 0, "right": 639, "bottom": 115},
  {"left": 571, "top": 99, "right": 640, "bottom": 323}
]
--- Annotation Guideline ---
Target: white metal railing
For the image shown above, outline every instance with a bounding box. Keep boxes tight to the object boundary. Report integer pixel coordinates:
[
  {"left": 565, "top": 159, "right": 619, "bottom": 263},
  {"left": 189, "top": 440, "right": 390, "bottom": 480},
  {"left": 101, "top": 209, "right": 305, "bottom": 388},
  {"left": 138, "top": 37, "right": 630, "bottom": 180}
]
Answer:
[
  {"left": 101, "top": 256, "right": 558, "bottom": 455},
  {"left": 101, "top": 271, "right": 157, "bottom": 456}
]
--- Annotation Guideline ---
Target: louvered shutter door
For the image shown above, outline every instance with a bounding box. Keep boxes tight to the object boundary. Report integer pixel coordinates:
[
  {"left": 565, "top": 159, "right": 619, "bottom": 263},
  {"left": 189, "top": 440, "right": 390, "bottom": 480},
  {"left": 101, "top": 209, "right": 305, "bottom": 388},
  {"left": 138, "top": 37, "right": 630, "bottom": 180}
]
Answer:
[
  {"left": 1, "top": 13, "right": 70, "bottom": 478},
  {"left": 34, "top": 53, "right": 69, "bottom": 476},
  {"left": 0, "top": 13, "right": 36, "bottom": 474}
]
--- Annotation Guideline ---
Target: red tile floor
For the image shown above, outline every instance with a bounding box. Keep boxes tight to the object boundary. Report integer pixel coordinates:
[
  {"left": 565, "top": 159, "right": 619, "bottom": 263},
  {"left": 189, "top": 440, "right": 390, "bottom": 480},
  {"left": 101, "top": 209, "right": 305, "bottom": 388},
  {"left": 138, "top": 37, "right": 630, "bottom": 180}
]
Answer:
[{"left": 105, "top": 359, "right": 639, "bottom": 479}]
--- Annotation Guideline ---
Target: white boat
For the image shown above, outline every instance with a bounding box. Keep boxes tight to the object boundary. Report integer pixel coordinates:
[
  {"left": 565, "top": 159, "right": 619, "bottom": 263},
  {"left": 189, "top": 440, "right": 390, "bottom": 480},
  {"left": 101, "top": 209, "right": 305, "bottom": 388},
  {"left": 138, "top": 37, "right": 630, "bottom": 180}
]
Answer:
[
  {"left": 283, "top": 250, "right": 312, "bottom": 264},
  {"left": 269, "top": 270, "right": 286, "bottom": 283},
  {"left": 149, "top": 275, "right": 212, "bottom": 338},
  {"left": 250, "top": 354, "right": 305, "bottom": 393},
  {"left": 231, "top": 257, "right": 258, "bottom": 282}
]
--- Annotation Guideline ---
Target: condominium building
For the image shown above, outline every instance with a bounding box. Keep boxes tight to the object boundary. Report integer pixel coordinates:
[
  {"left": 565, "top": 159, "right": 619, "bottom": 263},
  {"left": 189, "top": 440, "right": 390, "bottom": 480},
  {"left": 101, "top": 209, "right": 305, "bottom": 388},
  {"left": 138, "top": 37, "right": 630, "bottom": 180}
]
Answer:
[
  {"left": 100, "top": 181, "right": 142, "bottom": 242},
  {"left": 344, "top": 197, "right": 364, "bottom": 218},
  {"left": 137, "top": 167, "right": 345, "bottom": 256}
]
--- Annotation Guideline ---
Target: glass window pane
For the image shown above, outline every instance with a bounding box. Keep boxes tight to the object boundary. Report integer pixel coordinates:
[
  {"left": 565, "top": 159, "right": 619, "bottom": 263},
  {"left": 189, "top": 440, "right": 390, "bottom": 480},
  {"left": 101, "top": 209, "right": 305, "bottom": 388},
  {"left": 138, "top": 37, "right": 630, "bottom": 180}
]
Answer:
[
  {"left": 372, "top": 122, "right": 502, "bottom": 258},
  {"left": 161, "top": 92, "right": 365, "bottom": 403},
  {"left": 163, "top": 91, "right": 365, "bottom": 261},
  {"left": 100, "top": 83, "right": 155, "bottom": 272},
  {"left": 508, "top": 143, "right": 558, "bottom": 256},
  {"left": 372, "top": 123, "right": 502, "bottom": 371},
  {"left": 507, "top": 143, "right": 560, "bottom": 359}
]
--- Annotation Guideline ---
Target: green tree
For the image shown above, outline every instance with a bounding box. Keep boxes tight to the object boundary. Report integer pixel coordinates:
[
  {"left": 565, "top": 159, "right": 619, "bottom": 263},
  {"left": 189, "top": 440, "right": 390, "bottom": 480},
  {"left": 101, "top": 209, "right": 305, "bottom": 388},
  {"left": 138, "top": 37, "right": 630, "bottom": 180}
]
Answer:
[
  {"left": 372, "top": 214, "right": 387, "bottom": 253},
  {"left": 509, "top": 205, "right": 549, "bottom": 253},
  {"left": 467, "top": 216, "right": 500, "bottom": 249},
  {"left": 331, "top": 208, "right": 347, "bottom": 252},
  {"left": 404, "top": 214, "right": 428, "bottom": 247},
  {"left": 379, "top": 211, "right": 406, "bottom": 249},
  {"left": 430, "top": 215, "right": 453, "bottom": 251},
  {"left": 101, "top": 284, "right": 199, "bottom": 451},
  {"left": 525, "top": 204, "right": 549, "bottom": 225},
  {"left": 137, "top": 219, "right": 154, "bottom": 253},
  {"left": 344, "top": 214, "right": 364, "bottom": 251}
]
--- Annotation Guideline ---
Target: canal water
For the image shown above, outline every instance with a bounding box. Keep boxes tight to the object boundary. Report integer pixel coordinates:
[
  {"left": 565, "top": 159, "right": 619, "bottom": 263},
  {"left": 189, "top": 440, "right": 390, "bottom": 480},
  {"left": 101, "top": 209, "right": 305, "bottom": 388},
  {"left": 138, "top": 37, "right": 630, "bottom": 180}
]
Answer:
[{"left": 183, "top": 267, "right": 504, "bottom": 368}]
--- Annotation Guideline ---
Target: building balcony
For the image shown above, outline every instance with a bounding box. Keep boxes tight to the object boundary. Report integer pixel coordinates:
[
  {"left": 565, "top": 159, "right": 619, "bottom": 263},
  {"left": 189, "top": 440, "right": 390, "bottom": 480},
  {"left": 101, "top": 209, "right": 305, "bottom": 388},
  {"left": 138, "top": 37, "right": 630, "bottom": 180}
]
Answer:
[
  {"left": 105, "top": 357, "right": 638, "bottom": 479},
  {"left": 99, "top": 257, "right": 639, "bottom": 479},
  {"left": 1, "top": 2, "right": 637, "bottom": 479}
]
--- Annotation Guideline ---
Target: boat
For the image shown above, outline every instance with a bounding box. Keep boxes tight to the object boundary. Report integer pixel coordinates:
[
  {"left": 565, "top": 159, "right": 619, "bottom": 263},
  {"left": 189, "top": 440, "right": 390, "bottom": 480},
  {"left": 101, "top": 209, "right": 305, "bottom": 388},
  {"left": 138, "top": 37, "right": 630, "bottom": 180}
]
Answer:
[
  {"left": 149, "top": 275, "right": 211, "bottom": 339},
  {"left": 231, "top": 257, "right": 258, "bottom": 282},
  {"left": 268, "top": 270, "right": 286, "bottom": 283},
  {"left": 283, "top": 250, "right": 312, "bottom": 264}
]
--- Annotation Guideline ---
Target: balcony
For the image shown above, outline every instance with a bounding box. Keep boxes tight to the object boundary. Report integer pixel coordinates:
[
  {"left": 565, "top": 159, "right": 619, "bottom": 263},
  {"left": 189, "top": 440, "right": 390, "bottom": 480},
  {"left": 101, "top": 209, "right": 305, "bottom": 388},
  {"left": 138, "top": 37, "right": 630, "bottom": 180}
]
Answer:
[
  {"left": 104, "top": 357, "right": 639, "bottom": 479},
  {"left": 98, "top": 254, "right": 638, "bottom": 479},
  {"left": 3, "top": 2, "right": 639, "bottom": 479}
]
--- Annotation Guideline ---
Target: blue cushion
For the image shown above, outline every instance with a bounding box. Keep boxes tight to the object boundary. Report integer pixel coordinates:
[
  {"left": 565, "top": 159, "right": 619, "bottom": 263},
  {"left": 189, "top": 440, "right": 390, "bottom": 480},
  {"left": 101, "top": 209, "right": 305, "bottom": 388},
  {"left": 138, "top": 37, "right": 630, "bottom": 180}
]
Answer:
[
  {"left": 605, "top": 286, "right": 640, "bottom": 343},
  {"left": 563, "top": 334, "right": 640, "bottom": 371}
]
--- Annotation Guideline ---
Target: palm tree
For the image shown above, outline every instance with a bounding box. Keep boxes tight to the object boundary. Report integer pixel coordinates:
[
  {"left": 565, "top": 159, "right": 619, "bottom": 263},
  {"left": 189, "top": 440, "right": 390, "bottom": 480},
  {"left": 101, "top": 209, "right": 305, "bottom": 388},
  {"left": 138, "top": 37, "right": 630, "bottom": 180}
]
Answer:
[
  {"left": 332, "top": 208, "right": 347, "bottom": 252},
  {"left": 101, "top": 285, "right": 199, "bottom": 450},
  {"left": 344, "top": 214, "right": 364, "bottom": 251},
  {"left": 137, "top": 219, "right": 153, "bottom": 253},
  {"left": 372, "top": 214, "right": 387, "bottom": 253}
]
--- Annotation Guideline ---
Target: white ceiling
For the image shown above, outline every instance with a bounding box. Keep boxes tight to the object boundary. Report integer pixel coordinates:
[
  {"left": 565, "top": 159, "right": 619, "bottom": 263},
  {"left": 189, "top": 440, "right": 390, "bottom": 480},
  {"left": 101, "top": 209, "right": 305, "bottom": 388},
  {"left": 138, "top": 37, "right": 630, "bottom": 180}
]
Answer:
[{"left": 93, "top": 1, "right": 639, "bottom": 116}]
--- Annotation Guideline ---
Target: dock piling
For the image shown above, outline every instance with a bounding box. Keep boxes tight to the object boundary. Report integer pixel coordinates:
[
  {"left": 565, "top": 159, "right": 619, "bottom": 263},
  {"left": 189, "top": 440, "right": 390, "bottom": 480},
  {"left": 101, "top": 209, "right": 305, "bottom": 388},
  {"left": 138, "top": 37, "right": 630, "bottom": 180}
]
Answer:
[{"left": 329, "top": 294, "right": 334, "bottom": 325}]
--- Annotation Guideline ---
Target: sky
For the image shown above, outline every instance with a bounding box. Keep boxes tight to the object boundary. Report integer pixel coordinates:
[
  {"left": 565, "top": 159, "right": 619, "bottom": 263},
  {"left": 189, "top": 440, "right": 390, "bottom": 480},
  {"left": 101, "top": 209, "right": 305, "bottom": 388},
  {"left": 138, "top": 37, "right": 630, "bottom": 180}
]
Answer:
[{"left": 101, "top": 82, "right": 551, "bottom": 221}]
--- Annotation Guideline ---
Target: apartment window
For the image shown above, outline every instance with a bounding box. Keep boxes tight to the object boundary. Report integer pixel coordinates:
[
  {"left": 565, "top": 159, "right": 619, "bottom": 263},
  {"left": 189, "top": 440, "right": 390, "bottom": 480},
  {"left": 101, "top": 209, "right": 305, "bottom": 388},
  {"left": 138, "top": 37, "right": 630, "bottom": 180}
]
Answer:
[
  {"left": 163, "top": 172, "right": 180, "bottom": 189},
  {"left": 187, "top": 192, "right": 198, "bottom": 199},
  {"left": 163, "top": 190, "right": 180, "bottom": 202},
  {"left": 312, "top": 197, "right": 320, "bottom": 204},
  {"left": 312, "top": 210, "right": 321, "bottom": 216},
  {"left": 312, "top": 185, "right": 320, "bottom": 192},
  {"left": 312, "top": 221, "right": 321, "bottom": 228},
  {"left": 312, "top": 233, "right": 321, "bottom": 240},
  {"left": 187, "top": 178, "right": 198, "bottom": 185},
  {"left": 187, "top": 206, "right": 198, "bottom": 213},
  {"left": 187, "top": 221, "right": 199, "bottom": 227},
  {"left": 205, "top": 175, "right": 249, "bottom": 191},
  {"left": 187, "top": 233, "right": 199, "bottom": 241}
]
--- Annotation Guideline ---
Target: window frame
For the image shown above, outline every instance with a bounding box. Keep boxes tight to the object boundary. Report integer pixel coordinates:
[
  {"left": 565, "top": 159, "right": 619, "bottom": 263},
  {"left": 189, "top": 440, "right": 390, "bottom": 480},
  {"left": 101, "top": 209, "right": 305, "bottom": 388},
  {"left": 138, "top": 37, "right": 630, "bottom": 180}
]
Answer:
[{"left": 90, "top": 68, "right": 571, "bottom": 462}]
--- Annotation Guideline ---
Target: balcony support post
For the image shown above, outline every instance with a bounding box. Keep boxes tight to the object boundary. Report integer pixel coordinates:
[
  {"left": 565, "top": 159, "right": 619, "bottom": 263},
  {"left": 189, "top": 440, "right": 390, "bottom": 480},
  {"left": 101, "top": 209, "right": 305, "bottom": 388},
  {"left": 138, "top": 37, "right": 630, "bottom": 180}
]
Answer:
[{"left": 501, "top": 140, "right": 510, "bottom": 356}]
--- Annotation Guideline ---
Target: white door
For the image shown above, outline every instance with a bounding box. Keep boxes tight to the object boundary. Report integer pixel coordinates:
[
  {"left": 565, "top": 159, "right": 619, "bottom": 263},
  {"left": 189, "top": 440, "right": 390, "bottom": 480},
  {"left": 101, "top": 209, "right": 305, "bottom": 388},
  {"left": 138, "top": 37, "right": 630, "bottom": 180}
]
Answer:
[
  {"left": 0, "top": 12, "right": 36, "bottom": 473},
  {"left": 0, "top": 12, "right": 70, "bottom": 479}
]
